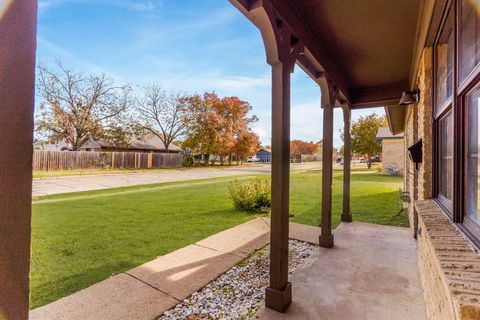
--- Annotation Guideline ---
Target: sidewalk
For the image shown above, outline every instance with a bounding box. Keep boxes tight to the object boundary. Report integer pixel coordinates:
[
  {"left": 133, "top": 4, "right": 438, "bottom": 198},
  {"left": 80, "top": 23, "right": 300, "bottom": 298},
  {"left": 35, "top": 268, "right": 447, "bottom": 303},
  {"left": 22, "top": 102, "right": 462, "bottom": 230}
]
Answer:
[{"left": 32, "top": 162, "right": 322, "bottom": 196}]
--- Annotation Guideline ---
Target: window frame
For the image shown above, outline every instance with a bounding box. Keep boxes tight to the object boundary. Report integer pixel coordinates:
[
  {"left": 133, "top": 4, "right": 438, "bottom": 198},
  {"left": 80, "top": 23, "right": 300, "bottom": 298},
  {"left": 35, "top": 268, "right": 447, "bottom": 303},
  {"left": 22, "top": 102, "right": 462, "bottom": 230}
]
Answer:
[
  {"left": 433, "top": 1, "right": 456, "bottom": 217},
  {"left": 433, "top": 0, "right": 480, "bottom": 246}
]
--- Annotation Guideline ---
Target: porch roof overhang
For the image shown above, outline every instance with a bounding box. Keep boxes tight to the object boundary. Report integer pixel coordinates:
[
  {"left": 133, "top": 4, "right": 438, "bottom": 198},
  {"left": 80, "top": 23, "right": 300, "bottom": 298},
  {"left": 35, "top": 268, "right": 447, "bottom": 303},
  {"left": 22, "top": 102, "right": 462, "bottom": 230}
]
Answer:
[{"left": 230, "top": 0, "right": 439, "bottom": 131}]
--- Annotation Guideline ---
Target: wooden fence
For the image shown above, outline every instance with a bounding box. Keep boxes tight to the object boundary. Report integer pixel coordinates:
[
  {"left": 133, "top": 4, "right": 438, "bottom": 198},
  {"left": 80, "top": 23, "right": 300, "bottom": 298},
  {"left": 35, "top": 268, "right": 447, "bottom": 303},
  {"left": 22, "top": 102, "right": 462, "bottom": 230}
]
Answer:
[{"left": 32, "top": 151, "right": 184, "bottom": 171}]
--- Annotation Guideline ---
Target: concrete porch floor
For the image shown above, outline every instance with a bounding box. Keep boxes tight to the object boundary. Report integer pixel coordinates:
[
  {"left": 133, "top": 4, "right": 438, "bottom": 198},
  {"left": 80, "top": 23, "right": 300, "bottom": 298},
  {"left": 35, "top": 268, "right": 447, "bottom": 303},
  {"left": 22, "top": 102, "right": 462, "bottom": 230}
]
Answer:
[{"left": 255, "top": 222, "right": 427, "bottom": 320}]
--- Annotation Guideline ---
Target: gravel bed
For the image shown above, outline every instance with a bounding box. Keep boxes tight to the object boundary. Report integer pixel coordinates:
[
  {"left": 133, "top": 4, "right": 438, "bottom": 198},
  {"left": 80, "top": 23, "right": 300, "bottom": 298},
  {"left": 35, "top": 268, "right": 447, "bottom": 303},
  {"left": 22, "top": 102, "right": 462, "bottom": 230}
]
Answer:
[{"left": 159, "top": 240, "right": 316, "bottom": 320}]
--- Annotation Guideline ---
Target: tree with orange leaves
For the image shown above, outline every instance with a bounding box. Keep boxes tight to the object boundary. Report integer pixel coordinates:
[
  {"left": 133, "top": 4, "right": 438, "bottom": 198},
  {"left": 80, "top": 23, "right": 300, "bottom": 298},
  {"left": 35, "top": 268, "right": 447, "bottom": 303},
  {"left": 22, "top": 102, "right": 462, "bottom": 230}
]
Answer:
[
  {"left": 182, "top": 92, "right": 259, "bottom": 165},
  {"left": 290, "top": 140, "right": 318, "bottom": 155}
]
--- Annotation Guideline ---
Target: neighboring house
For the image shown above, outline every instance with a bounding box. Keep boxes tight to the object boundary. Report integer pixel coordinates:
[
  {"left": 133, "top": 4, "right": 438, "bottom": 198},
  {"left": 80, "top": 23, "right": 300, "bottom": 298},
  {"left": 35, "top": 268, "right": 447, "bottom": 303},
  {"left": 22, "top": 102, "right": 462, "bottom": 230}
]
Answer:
[
  {"left": 40, "top": 135, "right": 182, "bottom": 153},
  {"left": 36, "top": 140, "right": 72, "bottom": 151},
  {"left": 80, "top": 134, "right": 181, "bottom": 153},
  {"left": 375, "top": 127, "right": 404, "bottom": 175},
  {"left": 256, "top": 148, "right": 272, "bottom": 162}
]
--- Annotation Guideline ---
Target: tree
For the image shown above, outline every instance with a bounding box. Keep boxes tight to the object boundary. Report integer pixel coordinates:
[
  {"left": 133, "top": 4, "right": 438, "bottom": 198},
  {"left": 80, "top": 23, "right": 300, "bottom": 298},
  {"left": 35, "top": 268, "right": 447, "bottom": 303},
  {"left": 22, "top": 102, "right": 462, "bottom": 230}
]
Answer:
[
  {"left": 182, "top": 92, "right": 259, "bottom": 165},
  {"left": 233, "top": 129, "right": 260, "bottom": 164},
  {"left": 349, "top": 113, "right": 387, "bottom": 169},
  {"left": 182, "top": 92, "right": 223, "bottom": 164},
  {"left": 134, "top": 85, "right": 189, "bottom": 152},
  {"left": 36, "top": 61, "right": 132, "bottom": 150},
  {"left": 290, "top": 140, "right": 318, "bottom": 155}
]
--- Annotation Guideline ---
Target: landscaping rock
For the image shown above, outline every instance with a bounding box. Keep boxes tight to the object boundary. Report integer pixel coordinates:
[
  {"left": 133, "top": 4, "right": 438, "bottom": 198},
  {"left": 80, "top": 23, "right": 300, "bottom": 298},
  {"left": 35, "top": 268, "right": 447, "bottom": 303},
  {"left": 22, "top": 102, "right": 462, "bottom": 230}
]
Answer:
[{"left": 158, "top": 240, "right": 316, "bottom": 320}]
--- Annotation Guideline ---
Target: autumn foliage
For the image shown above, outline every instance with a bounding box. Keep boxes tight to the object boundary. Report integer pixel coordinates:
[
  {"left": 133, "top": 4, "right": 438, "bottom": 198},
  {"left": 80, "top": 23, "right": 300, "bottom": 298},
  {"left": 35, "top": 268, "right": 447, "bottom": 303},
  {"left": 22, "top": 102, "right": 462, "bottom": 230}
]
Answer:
[
  {"left": 290, "top": 140, "right": 318, "bottom": 155},
  {"left": 182, "top": 92, "right": 260, "bottom": 165}
]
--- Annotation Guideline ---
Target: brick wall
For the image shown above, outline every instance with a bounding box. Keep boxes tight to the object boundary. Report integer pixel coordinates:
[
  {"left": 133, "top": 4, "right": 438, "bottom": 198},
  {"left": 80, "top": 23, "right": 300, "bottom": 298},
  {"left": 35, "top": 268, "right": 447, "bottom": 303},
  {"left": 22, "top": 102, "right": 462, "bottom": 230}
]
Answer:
[
  {"left": 404, "top": 48, "right": 433, "bottom": 236},
  {"left": 404, "top": 47, "right": 480, "bottom": 320},
  {"left": 416, "top": 48, "right": 433, "bottom": 200},
  {"left": 381, "top": 139, "right": 405, "bottom": 175}
]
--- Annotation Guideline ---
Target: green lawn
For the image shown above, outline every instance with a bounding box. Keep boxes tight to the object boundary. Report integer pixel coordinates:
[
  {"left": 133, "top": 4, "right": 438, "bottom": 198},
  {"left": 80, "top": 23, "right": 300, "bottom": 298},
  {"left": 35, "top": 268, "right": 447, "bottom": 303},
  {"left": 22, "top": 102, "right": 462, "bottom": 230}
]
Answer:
[{"left": 30, "top": 172, "right": 405, "bottom": 309}]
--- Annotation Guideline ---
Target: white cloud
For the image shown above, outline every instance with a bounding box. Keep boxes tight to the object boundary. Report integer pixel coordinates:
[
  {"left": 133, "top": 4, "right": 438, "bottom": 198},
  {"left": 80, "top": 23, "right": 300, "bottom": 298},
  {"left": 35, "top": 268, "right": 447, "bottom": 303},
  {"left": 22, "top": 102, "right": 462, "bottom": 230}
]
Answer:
[
  {"left": 113, "top": 0, "right": 162, "bottom": 12},
  {"left": 38, "top": 0, "right": 162, "bottom": 13},
  {"left": 207, "top": 75, "right": 270, "bottom": 92},
  {"left": 290, "top": 101, "right": 323, "bottom": 142}
]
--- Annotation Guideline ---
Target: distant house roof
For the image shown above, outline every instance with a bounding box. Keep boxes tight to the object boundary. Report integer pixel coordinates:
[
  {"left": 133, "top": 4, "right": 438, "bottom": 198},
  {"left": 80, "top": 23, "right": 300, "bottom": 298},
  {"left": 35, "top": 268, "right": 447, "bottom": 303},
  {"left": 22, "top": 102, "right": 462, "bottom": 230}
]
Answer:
[
  {"left": 257, "top": 148, "right": 272, "bottom": 154},
  {"left": 39, "top": 141, "right": 72, "bottom": 151},
  {"left": 375, "top": 127, "right": 404, "bottom": 141},
  {"left": 82, "top": 134, "right": 181, "bottom": 152}
]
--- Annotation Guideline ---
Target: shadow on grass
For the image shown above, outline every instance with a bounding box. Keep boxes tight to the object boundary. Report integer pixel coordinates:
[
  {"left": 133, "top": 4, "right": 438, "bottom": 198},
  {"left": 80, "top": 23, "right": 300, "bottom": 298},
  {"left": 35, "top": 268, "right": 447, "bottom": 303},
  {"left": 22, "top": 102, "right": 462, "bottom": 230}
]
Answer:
[{"left": 290, "top": 190, "right": 407, "bottom": 229}]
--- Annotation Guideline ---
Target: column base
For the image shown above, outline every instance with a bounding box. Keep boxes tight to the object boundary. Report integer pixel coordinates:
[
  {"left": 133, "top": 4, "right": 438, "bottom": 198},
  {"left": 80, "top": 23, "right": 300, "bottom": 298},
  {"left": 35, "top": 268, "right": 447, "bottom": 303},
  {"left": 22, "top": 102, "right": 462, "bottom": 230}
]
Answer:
[
  {"left": 341, "top": 213, "right": 353, "bottom": 222},
  {"left": 265, "top": 282, "right": 292, "bottom": 312},
  {"left": 319, "top": 234, "right": 334, "bottom": 248}
]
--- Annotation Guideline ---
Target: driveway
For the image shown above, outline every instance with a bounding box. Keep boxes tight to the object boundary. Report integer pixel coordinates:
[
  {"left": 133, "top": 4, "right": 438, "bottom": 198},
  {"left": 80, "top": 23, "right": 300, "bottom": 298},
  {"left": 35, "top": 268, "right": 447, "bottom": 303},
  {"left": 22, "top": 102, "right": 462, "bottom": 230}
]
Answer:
[{"left": 32, "top": 162, "right": 321, "bottom": 196}]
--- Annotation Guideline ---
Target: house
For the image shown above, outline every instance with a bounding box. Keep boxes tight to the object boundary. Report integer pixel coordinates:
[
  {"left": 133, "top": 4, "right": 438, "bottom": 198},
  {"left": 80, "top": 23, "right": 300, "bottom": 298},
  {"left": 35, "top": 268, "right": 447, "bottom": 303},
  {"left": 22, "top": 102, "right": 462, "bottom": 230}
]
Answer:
[
  {"left": 37, "top": 135, "right": 182, "bottom": 153},
  {"left": 80, "top": 134, "right": 182, "bottom": 153},
  {"left": 3, "top": 1, "right": 480, "bottom": 319},
  {"left": 256, "top": 148, "right": 272, "bottom": 162},
  {"left": 375, "top": 127, "right": 405, "bottom": 175}
]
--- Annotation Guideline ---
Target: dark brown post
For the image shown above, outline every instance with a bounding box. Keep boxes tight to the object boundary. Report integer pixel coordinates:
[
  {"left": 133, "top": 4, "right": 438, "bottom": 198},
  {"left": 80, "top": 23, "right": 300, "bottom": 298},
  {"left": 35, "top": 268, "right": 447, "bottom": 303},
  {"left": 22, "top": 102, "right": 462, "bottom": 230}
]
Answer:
[
  {"left": 319, "top": 103, "right": 334, "bottom": 247},
  {"left": 319, "top": 79, "right": 336, "bottom": 248},
  {"left": 0, "top": 0, "right": 38, "bottom": 319},
  {"left": 341, "top": 105, "right": 352, "bottom": 222},
  {"left": 266, "top": 59, "right": 293, "bottom": 313},
  {"left": 244, "top": 1, "right": 304, "bottom": 313}
]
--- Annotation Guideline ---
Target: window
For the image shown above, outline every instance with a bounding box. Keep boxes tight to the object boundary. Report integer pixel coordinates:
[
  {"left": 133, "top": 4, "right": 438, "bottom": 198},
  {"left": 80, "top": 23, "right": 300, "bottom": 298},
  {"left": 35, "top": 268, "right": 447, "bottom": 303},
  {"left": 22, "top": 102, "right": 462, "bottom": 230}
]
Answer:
[
  {"left": 432, "top": 1, "right": 480, "bottom": 244},
  {"left": 459, "top": 0, "right": 480, "bottom": 83},
  {"left": 466, "top": 87, "right": 480, "bottom": 225},
  {"left": 435, "top": 7, "right": 454, "bottom": 114},
  {"left": 438, "top": 111, "right": 454, "bottom": 211},
  {"left": 434, "top": 4, "right": 455, "bottom": 213}
]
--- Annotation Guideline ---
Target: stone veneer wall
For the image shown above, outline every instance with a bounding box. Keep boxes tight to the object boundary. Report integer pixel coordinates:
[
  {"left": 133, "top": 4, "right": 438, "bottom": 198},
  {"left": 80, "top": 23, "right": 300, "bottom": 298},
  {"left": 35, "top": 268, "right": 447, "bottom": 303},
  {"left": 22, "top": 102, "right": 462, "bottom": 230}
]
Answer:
[
  {"left": 415, "top": 200, "right": 480, "bottom": 320},
  {"left": 381, "top": 139, "right": 404, "bottom": 175},
  {"left": 405, "top": 47, "right": 433, "bottom": 237},
  {"left": 405, "top": 47, "right": 480, "bottom": 319}
]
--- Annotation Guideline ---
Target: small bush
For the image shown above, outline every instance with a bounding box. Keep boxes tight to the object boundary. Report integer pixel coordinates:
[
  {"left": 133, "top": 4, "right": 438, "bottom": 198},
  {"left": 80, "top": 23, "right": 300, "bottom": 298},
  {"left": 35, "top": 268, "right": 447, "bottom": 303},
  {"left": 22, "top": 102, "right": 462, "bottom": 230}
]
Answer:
[{"left": 229, "top": 179, "right": 271, "bottom": 213}]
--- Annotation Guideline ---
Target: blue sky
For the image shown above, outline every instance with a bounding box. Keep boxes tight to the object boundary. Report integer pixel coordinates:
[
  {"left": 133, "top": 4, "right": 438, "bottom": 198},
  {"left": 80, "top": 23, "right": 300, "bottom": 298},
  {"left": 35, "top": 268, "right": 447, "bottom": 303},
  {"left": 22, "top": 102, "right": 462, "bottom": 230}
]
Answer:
[{"left": 36, "top": 0, "right": 384, "bottom": 147}]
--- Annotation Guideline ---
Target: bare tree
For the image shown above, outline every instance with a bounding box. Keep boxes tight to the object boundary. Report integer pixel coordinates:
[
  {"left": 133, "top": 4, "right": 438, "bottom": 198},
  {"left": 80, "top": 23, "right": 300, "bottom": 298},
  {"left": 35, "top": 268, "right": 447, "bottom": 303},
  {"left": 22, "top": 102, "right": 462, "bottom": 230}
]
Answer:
[
  {"left": 134, "top": 85, "right": 189, "bottom": 151},
  {"left": 36, "top": 61, "right": 132, "bottom": 150}
]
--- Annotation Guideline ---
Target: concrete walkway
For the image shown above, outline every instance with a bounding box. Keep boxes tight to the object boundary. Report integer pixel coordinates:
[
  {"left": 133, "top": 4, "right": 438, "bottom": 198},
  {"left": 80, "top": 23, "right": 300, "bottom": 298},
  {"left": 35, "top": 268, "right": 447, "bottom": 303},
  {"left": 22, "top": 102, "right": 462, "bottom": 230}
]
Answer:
[
  {"left": 32, "top": 162, "right": 322, "bottom": 196},
  {"left": 29, "top": 218, "right": 320, "bottom": 320},
  {"left": 255, "top": 222, "right": 427, "bottom": 320}
]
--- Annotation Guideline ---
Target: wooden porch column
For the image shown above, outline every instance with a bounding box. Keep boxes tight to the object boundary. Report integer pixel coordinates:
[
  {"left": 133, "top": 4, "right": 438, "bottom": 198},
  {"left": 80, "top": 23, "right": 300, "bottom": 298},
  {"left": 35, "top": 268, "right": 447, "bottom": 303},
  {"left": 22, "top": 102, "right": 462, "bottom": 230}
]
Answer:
[
  {"left": 266, "top": 59, "right": 293, "bottom": 312},
  {"left": 245, "top": 2, "right": 304, "bottom": 312},
  {"left": 341, "top": 105, "right": 353, "bottom": 222},
  {"left": 319, "top": 80, "right": 336, "bottom": 248},
  {"left": 0, "top": 1, "right": 38, "bottom": 319}
]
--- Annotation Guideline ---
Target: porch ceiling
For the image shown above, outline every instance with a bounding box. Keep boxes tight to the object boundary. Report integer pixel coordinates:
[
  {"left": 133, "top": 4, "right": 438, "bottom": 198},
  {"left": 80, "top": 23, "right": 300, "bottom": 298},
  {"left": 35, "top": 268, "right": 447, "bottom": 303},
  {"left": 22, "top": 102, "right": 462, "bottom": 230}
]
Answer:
[
  {"left": 232, "top": 0, "right": 423, "bottom": 108},
  {"left": 293, "top": 0, "right": 420, "bottom": 90}
]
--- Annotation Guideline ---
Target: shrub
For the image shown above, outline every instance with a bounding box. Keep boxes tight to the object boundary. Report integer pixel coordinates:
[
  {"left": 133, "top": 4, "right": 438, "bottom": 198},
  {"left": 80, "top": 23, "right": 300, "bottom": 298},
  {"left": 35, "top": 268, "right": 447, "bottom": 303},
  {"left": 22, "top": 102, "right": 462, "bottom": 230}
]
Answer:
[{"left": 229, "top": 179, "right": 271, "bottom": 213}]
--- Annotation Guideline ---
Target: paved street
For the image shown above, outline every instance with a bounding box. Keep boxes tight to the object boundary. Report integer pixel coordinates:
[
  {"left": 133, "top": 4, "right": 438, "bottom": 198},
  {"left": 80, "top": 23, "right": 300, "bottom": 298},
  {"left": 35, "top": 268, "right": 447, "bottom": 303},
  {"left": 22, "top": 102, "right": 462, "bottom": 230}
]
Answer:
[{"left": 32, "top": 162, "right": 321, "bottom": 196}]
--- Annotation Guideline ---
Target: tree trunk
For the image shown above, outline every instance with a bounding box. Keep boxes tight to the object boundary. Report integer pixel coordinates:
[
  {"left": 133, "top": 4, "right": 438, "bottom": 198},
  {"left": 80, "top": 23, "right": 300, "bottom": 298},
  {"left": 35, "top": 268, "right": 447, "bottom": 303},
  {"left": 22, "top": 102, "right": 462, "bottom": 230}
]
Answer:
[{"left": 367, "top": 158, "right": 372, "bottom": 169}]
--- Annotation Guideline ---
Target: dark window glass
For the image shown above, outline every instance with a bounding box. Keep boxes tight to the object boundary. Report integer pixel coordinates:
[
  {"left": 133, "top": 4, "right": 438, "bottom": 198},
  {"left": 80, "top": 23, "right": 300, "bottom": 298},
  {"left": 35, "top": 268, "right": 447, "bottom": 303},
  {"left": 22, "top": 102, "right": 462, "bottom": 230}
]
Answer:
[
  {"left": 438, "top": 111, "right": 454, "bottom": 209},
  {"left": 435, "top": 8, "right": 454, "bottom": 111},
  {"left": 466, "top": 87, "right": 480, "bottom": 225},
  {"left": 459, "top": 0, "right": 480, "bottom": 83}
]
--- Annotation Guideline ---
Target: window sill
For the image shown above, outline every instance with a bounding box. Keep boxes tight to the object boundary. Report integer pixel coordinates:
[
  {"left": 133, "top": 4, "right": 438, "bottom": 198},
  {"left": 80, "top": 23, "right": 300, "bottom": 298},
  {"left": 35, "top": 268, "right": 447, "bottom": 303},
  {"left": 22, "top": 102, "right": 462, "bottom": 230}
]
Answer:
[{"left": 414, "top": 200, "right": 480, "bottom": 320}]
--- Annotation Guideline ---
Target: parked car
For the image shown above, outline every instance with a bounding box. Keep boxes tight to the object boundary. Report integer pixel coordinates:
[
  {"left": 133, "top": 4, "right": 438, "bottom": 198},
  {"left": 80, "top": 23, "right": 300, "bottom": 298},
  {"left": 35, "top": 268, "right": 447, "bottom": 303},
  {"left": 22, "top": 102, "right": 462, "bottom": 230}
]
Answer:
[
  {"left": 247, "top": 156, "right": 259, "bottom": 163},
  {"left": 359, "top": 158, "right": 366, "bottom": 163},
  {"left": 371, "top": 155, "right": 381, "bottom": 162}
]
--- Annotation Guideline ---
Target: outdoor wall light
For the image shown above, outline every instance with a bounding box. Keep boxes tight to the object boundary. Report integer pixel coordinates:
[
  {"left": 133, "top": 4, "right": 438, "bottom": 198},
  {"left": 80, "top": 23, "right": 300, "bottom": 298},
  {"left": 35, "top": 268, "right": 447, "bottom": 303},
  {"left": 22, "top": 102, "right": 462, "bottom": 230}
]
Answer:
[
  {"left": 399, "top": 90, "right": 420, "bottom": 105},
  {"left": 407, "top": 139, "right": 423, "bottom": 170}
]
